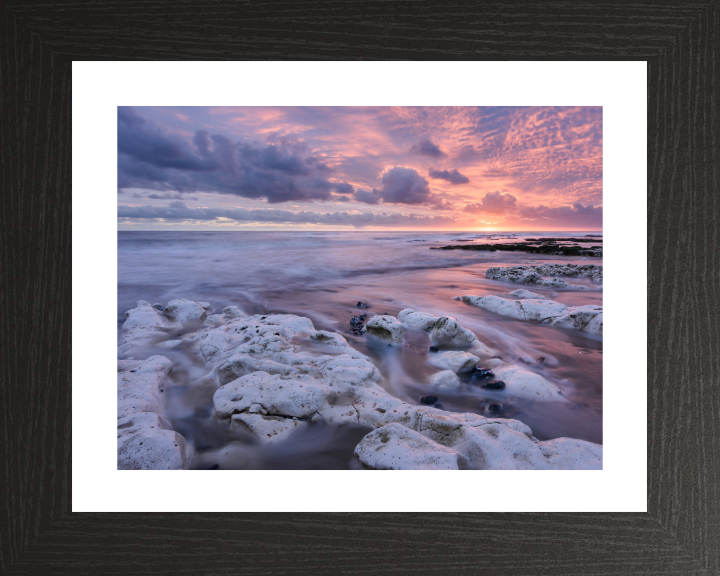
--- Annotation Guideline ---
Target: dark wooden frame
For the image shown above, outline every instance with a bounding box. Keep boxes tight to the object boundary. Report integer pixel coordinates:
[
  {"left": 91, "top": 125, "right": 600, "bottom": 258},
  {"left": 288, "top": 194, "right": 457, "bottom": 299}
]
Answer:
[{"left": 2, "top": 1, "right": 718, "bottom": 574}]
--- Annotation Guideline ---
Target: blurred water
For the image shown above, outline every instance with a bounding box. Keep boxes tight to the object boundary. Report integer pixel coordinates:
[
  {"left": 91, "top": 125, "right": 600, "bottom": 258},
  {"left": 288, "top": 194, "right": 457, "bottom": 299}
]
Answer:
[{"left": 118, "top": 231, "right": 603, "bottom": 468}]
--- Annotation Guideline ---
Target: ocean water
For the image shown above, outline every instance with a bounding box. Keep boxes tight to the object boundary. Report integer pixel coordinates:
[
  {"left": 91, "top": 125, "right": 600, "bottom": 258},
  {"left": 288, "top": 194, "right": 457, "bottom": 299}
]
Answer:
[{"left": 118, "top": 231, "right": 603, "bottom": 469}]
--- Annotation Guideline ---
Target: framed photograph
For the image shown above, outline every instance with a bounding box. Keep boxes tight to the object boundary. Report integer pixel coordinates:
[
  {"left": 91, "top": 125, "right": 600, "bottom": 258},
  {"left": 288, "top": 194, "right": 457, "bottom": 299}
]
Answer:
[{"left": 3, "top": 2, "right": 718, "bottom": 574}]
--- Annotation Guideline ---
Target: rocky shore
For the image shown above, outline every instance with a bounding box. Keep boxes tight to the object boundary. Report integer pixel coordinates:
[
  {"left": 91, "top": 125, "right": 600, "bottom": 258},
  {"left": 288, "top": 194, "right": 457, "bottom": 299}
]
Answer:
[
  {"left": 117, "top": 298, "right": 603, "bottom": 471},
  {"left": 432, "top": 242, "right": 602, "bottom": 257},
  {"left": 456, "top": 294, "right": 603, "bottom": 336},
  {"left": 485, "top": 264, "right": 603, "bottom": 288}
]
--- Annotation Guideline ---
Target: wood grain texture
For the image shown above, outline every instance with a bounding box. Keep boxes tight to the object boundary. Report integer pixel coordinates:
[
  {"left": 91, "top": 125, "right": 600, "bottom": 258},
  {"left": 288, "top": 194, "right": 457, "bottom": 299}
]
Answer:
[{"left": 1, "top": 1, "right": 718, "bottom": 574}]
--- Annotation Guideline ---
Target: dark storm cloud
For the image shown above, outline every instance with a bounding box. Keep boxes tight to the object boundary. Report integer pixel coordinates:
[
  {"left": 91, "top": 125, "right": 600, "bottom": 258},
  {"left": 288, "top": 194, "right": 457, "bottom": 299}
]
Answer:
[
  {"left": 428, "top": 168, "right": 470, "bottom": 184},
  {"left": 117, "top": 107, "right": 342, "bottom": 203},
  {"left": 409, "top": 139, "right": 445, "bottom": 158},
  {"left": 117, "top": 202, "right": 456, "bottom": 228}
]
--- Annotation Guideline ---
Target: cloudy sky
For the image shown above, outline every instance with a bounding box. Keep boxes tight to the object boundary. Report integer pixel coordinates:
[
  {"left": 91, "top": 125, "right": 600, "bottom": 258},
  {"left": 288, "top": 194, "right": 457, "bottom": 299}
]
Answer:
[{"left": 117, "top": 106, "right": 602, "bottom": 231}]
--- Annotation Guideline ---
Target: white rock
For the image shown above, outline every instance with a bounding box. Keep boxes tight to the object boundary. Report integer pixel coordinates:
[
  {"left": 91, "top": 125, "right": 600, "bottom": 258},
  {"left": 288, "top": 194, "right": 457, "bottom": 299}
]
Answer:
[
  {"left": 214, "top": 372, "right": 326, "bottom": 419},
  {"left": 317, "top": 354, "right": 382, "bottom": 387},
  {"left": 486, "top": 266, "right": 542, "bottom": 284},
  {"left": 117, "top": 355, "right": 173, "bottom": 419},
  {"left": 398, "top": 309, "right": 438, "bottom": 331},
  {"left": 428, "top": 351, "right": 479, "bottom": 373},
  {"left": 534, "top": 263, "right": 603, "bottom": 283},
  {"left": 116, "top": 355, "right": 194, "bottom": 470},
  {"left": 547, "top": 305, "right": 603, "bottom": 335},
  {"left": 198, "top": 302, "right": 213, "bottom": 311},
  {"left": 429, "top": 370, "right": 461, "bottom": 390},
  {"left": 231, "top": 413, "right": 309, "bottom": 444},
  {"left": 460, "top": 295, "right": 602, "bottom": 336},
  {"left": 366, "top": 315, "right": 403, "bottom": 343},
  {"left": 538, "top": 277, "right": 572, "bottom": 289},
  {"left": 487, "top": 265, "right": 601, "bottom": 288},
  {"left": 510, "top": 289, "right": 546, "bottom": 299},
  {"left": 123, "top": 301, "right": 172, "bottom": 329},
  {"left": 163, "top": 299, "right": 206, "bottom": 322},
  {"left": 491, "top": 363, "right": 566, "bottom": 401},
  {"left": 117, "top": 412, "right": 194, "bottom": 470},
  {"left": 124, "top": 300, "right": 601, "bottom": 469},
  {"left": 310, "top": 330, "right": 353, "bottom": 350},
  {"left": 354, "top": 423, "right": 466, "bottom": 470},
  {"left": 536, "top": 437, "right": 603, "bottom": 469},
  {"left": 431, "top": 316, "right": 478, "bottom": 347},
  {"left": 156, "top": 339, "right": 182, "bottom": 349},
  {"left": 459, "top": 295, "right": 568, "bottom": 322},
  {"left": 222, "top": 306, "right": 245, "bottom": 318},
  {"left": 204, "top": 314, "right": 226, "bottom": 327}
]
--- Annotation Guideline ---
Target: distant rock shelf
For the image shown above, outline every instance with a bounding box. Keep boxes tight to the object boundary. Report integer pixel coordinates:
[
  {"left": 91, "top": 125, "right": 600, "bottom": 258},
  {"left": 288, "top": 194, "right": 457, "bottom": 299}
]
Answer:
[{"left": 431, "top": 243, "right": 602, "bottom": 257}]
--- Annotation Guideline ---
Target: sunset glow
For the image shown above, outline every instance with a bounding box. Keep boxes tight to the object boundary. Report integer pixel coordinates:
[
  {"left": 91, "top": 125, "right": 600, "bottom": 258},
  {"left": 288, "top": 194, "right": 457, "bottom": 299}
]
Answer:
[{"left": 117, "top": 106, "right": 602, "bottom": 231}]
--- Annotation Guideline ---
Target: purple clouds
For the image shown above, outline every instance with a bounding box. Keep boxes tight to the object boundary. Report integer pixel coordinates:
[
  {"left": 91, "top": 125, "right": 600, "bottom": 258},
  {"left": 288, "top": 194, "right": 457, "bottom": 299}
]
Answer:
[
  {"left": 119, "top": 107, "right": 347, "bottom": 204},
  {"left": 117, "top": 106, "right": 603, "bottom": 230},
  {"left": 428, "top": 168, "right": 470, "bottom": 184},
  {"left": 117, "top": 202, "right": 457, "bottom": 228},
  {"left": 409, "top": 139, "right": 444, "bottom": 158},
  {"left": 464, "top": 191, "right": 518, "bottom": 214}
]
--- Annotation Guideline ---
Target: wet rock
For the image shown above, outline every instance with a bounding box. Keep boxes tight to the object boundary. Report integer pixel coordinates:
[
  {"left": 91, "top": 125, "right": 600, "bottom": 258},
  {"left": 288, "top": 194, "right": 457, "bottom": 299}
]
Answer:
[
  {"left": 204, "top": 314, "right": 226, "bottom": 327},
  {"left": 460, "top": 294, "right": 603, "bottom": 336},
  {"left": 215, "top": 371, "right": 326, "bottom": 419},
  {"left": 429, "top": 346, "right": 439, "bottom": 353},
  {"left": 428, "top": 351, "right": 480, "bottom": 373},
  {"left": 459, "top": 295, "right": 568, "bottom": 321},
  {"left": 469, "top": 368, "right": 495, "bottom": 383},
  {"left": 483, "top": 380, "right": 506, "bottom": 390},
  {"left": 156, "top": 339, "right": 182, "bottom": 349},
  {"left": 152, "top": 303, "right": 165, "bottom": 311},
  {"left": 534, "top": 263, "right": 603, "bottom": 283},
  {"left": 536, "top": 356, "right": 546, "bottom": 364},
  {"left": 429, "top": 370, "right": 461, "bottom": 390},
  {"left": 163, "top": 299, "right": 207, "bottom": 323},
  {"left": 420, "top": 395, "right": 439, "bottom": 405},
  {"left": 354, "top": 423, "right": 466, "bottom": 470},
  {"left": 231, "top": 413, "right": 310, "bottom": 444},
  {"left": 117, "top": 355, "right": 173, "bottom": 419},
  {"left": 123, "top": 300, "right": 173, "bottom": 330},
  {"left": 222, "top": 306, "right": 245, "bottom": 318},
  {"left": 351, "top": 324, "right": 367, "bottom": 336},
  {"left": 546, "top": 305, "right": 603, "bottom": 335},
  {"left": 366, "top": 315, "right": 403, "bottom": 344},
  {"left": 431, "top": 316, "right": 478, "bottom": 347},
  {"left": 509, "top": 289, "right": 546, "bottom": 300},
  {"left": 434, "top": 403, "right": 444, "bottom": 409},
  {"left": 398, "top": 309, "right": 439, "bottom": 331},
  {"left": 538, "top": 438, "right": 603, "bottom": 469},
  {"left": 357, "top": 301, "right": 369, "bottom": 309},
  {"left": 117, "top": 412, "right": 194, "bottom": 470},
  {"left": 486, "top": 361, "right": 566, "bottom": 401},
  {"left": 489, "top": 403, "right": 502, "bottom": 412},
  {"left": 485, "top": 266, "right": 588, "bottom": 289},
  {"left": 117, "top": 356, "right": 194, "bottom": 470},
  {"left": 125, "top": 301, "right": 602, "bottom": 469}
]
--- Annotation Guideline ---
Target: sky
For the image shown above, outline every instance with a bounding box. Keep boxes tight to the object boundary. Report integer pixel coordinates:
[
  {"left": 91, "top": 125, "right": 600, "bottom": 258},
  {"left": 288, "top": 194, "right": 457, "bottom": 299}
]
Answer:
[{"left": 117, "top": 106, "right": 602, "bottom": 231}]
